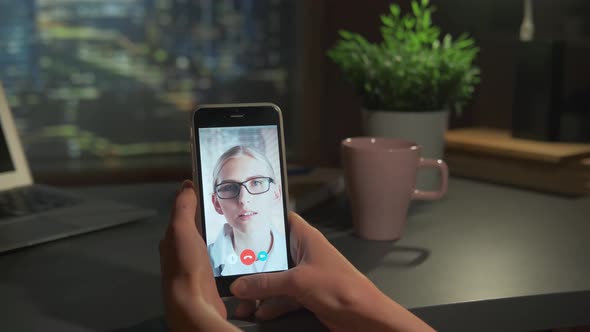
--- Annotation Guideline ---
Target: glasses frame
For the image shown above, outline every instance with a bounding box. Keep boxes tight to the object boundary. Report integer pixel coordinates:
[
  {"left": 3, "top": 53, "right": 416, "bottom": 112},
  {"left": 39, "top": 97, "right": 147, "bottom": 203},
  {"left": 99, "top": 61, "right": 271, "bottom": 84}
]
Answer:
[{"left": 214, "top": 176, "right": 275, "bottom": 199}]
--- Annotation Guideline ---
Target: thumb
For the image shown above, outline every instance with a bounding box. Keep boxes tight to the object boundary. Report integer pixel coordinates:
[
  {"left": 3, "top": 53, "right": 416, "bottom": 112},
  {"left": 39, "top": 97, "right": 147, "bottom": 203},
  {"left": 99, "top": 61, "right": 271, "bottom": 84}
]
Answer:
[{"left": 230, "top": 271, "right": 295, "bottom": 300}]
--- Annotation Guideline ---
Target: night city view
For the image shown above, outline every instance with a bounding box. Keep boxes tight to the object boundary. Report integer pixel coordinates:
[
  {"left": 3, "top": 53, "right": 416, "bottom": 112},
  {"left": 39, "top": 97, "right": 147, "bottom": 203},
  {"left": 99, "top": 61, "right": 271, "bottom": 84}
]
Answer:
[{"left": 0, "top": 0, "right": 296, "bottom": 171}]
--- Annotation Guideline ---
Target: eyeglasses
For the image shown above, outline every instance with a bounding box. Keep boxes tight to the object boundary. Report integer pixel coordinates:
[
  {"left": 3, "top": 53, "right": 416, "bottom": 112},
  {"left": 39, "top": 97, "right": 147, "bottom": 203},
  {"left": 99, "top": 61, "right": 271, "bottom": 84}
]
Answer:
[{"left": 214, "top": 177, "right": 274, "bottom": 199}]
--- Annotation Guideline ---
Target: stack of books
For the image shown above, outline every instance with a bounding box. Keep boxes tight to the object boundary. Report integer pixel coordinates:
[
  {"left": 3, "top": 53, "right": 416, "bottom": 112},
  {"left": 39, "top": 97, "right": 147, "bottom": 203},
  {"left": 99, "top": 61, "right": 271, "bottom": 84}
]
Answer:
[{"left": 444, "top": 128, "right": 590, "bottom": 196}]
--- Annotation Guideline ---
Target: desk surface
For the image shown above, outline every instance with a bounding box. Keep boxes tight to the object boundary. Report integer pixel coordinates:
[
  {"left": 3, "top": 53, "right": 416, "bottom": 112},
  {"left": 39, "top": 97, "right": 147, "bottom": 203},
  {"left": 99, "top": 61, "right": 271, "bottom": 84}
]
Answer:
[{"left": 1, "top": 178, "right": 589, "bottom": 332}]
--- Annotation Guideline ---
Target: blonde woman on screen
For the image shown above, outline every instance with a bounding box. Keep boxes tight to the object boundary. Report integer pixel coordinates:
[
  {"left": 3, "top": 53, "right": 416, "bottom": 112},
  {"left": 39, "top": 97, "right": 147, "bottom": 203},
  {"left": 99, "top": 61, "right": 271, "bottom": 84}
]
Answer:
[{"left": 208, "top": 145, "right": 288, "bottom": 276}]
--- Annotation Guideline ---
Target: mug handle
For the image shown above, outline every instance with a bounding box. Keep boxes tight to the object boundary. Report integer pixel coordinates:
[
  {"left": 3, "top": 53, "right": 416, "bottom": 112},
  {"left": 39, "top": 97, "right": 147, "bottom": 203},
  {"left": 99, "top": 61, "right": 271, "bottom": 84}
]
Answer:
[{"left": 411, "top": 158, "right": 449, "bottom": 201}]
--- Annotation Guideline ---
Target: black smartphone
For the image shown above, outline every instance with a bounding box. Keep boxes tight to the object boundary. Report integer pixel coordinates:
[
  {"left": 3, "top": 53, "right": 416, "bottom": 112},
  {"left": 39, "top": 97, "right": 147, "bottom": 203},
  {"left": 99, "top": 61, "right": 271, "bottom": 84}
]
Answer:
[{"left": 190, "top": 103, "right": 293, "bottom": 297}]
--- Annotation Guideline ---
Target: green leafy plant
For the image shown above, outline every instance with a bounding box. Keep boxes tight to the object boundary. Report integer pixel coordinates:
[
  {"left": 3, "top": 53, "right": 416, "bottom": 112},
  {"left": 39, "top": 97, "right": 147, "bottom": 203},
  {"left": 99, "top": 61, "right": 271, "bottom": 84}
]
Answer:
[{"left": 327, "top": 0, "right": 480, "bottom": 114}]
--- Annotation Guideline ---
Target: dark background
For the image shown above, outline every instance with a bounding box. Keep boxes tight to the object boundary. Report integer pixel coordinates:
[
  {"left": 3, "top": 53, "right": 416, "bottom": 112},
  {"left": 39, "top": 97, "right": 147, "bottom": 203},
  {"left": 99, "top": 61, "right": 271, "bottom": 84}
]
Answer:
[
  {"left": 304, "top": 0, "right": 590, "bottom": 167},
  {"left": 2, "top": 0, "right": 589, "bottom": 183}
]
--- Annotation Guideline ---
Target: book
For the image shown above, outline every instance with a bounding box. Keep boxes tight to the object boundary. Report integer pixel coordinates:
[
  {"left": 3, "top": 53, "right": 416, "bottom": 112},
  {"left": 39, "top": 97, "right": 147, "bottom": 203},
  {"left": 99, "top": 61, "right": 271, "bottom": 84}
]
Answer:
[
  {"left": 445, "top": 127, "right": 590, "bottom": 163},
  {"left": 445, "top": 128, "right": 590, "bottom": 196}
]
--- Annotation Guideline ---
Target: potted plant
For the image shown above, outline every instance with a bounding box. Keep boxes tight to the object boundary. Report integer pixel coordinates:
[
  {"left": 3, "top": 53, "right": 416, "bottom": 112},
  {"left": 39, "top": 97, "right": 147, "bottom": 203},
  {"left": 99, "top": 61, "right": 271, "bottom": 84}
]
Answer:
[{"left": 328, "top": 0, "right": 480, "bottom": 188}]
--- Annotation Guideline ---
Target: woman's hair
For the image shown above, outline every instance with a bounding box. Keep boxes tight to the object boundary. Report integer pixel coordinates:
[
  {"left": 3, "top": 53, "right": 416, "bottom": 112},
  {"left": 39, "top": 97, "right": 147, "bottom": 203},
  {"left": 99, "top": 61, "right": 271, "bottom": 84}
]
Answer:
[{"left": 212, "top": 145, "right": 276, "bottom": 191}]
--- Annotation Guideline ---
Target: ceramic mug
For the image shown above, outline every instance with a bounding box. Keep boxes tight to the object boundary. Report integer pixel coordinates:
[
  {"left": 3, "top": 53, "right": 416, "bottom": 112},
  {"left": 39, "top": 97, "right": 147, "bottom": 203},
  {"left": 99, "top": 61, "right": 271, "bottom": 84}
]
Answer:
[{"left": 341, "top": 137, "right": 448, "bottom": 241}]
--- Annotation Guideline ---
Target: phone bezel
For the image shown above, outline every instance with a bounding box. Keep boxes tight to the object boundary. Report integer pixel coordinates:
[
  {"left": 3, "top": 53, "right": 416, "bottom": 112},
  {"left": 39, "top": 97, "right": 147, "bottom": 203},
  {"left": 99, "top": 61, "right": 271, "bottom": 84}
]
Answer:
[{"left": 191, "top": 103, "right": 293, "bottom": 297}]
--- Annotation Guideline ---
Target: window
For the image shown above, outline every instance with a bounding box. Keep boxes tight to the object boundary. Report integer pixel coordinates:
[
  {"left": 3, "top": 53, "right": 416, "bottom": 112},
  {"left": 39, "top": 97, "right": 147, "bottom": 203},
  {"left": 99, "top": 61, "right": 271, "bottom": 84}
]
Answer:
[{"left": 0, "top": 0, "right": 300, "bottom": 183}]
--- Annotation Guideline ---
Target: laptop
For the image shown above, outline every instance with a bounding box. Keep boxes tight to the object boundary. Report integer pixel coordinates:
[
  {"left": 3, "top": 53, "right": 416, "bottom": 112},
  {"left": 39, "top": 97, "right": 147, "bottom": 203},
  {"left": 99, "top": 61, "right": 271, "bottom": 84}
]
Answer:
[{"left": 0, "top": 83, "right": 156, "bottom": 253}]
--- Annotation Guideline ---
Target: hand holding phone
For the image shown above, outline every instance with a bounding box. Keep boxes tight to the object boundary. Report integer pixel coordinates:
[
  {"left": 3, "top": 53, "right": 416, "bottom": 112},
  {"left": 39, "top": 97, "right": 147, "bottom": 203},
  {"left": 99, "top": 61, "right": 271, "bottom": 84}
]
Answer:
[
  {"left": 159, "top": 181, "right": 239, "bottom": 332},
  {"left": 191, "top": 103, "right": 293, "bottom": 297},
  {"left": 162, "top": 102, "right": 432, "bottom": 330},
  {"left": 229, "top": 212, "right": 435, "bottom": 332}
]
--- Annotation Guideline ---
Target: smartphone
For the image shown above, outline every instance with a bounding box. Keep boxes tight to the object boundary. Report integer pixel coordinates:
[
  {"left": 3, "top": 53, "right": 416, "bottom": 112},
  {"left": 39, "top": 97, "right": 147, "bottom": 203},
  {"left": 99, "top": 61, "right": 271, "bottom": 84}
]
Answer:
[{"left": 190, "top": 103, "right": 293, "bottom": 297}]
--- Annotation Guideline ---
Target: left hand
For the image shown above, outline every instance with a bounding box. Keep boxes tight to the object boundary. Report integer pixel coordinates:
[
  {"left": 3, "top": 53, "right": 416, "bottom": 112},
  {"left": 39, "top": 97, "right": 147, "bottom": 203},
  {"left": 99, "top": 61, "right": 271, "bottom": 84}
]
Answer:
[{"left": 159, "top": 180, "right": 239, "bottom": 332}]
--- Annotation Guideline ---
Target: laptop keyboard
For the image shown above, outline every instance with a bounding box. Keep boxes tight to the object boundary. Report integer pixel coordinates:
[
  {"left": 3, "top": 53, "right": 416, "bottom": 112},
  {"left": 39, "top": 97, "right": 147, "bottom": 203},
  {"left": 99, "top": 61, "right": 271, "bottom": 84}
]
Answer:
[{"left": 0, "top": 187, "right": 80, "bottom": 220}]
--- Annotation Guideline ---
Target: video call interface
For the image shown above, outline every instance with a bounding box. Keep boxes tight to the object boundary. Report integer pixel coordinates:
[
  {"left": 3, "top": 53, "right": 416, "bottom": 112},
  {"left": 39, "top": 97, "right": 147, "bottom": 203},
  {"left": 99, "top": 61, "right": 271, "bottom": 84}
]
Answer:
[{"left": 198, "top": 125, "right": 288, "bottom": 277}]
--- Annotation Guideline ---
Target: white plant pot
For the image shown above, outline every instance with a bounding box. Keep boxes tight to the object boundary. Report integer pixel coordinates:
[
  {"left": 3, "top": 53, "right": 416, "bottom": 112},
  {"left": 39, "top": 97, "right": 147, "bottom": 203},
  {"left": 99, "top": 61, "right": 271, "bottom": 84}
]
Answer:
[{"left": 362, "top": 109, "right": 449, "bottom": 191}]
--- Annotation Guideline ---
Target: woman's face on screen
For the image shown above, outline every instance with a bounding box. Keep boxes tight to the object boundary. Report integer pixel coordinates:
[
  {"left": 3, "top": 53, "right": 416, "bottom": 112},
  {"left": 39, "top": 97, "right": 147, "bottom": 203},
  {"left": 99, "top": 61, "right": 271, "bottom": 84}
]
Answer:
[{"left": 212, "top": 155, "right": 280, "bottom": 234}]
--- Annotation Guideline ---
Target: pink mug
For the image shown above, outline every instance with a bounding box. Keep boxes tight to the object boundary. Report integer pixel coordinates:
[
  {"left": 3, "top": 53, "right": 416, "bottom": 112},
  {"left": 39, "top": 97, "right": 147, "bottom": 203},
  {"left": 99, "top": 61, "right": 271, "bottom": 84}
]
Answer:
[{"left": 341, "top": 137, "right": 448, "bottom": 241}]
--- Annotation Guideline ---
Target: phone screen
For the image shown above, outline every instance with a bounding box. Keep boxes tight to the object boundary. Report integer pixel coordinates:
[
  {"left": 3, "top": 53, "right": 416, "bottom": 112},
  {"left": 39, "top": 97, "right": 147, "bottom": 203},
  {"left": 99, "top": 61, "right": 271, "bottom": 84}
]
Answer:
[{"left": 198, "top": 125, "right": 289, "bottom": 277}]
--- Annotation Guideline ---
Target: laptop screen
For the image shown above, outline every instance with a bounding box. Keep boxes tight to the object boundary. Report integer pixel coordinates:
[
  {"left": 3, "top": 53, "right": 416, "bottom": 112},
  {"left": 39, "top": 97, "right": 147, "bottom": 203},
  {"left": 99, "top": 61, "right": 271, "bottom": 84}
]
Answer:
[{"left": 0, "top": 120, "right": 15, "bottom": 173}]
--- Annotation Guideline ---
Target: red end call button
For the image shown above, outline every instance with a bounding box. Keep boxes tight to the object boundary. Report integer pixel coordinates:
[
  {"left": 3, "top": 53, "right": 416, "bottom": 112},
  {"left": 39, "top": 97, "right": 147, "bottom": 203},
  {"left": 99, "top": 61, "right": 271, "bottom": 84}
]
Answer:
[{"left": 240, "top": 249, "right": 256, "bottom": 265}]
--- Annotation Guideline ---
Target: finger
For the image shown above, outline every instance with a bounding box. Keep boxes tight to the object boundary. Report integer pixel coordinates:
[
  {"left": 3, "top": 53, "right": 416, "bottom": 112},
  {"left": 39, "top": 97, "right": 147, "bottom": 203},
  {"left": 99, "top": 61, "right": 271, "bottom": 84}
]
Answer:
[
  {"left": 230, "top": 271, "right": 295, "bottom": 300},
  {"left": 255, "top": 297, "right": 301, "bottom": 320},
  {"left": 167, "top": 180, "right": 198, "bottom": 238},
  {"left": 234, "top": 300, "right": 257, "bottom": 319},
  {"left": 160, "top": 181, "right": 227, "bottom": 320},
  {"left": 287, "top": 211, "right": 324, "bottom": 263},
  {"left": 288, "top": 211, "right": 325, "bottom": 240},
  {"left": 162, "top": 180, "right": 210, "bottom": 274},
  {"left": 286, "top": 212, "right": 304, "bottom": 262}
]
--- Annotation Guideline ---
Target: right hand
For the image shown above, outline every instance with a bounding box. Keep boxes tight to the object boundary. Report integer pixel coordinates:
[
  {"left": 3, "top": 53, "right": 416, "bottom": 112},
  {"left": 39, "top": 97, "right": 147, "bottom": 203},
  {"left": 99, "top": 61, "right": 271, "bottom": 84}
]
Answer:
[{"left": 230, "top": 212, "right": 434, "bottom": 332}]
